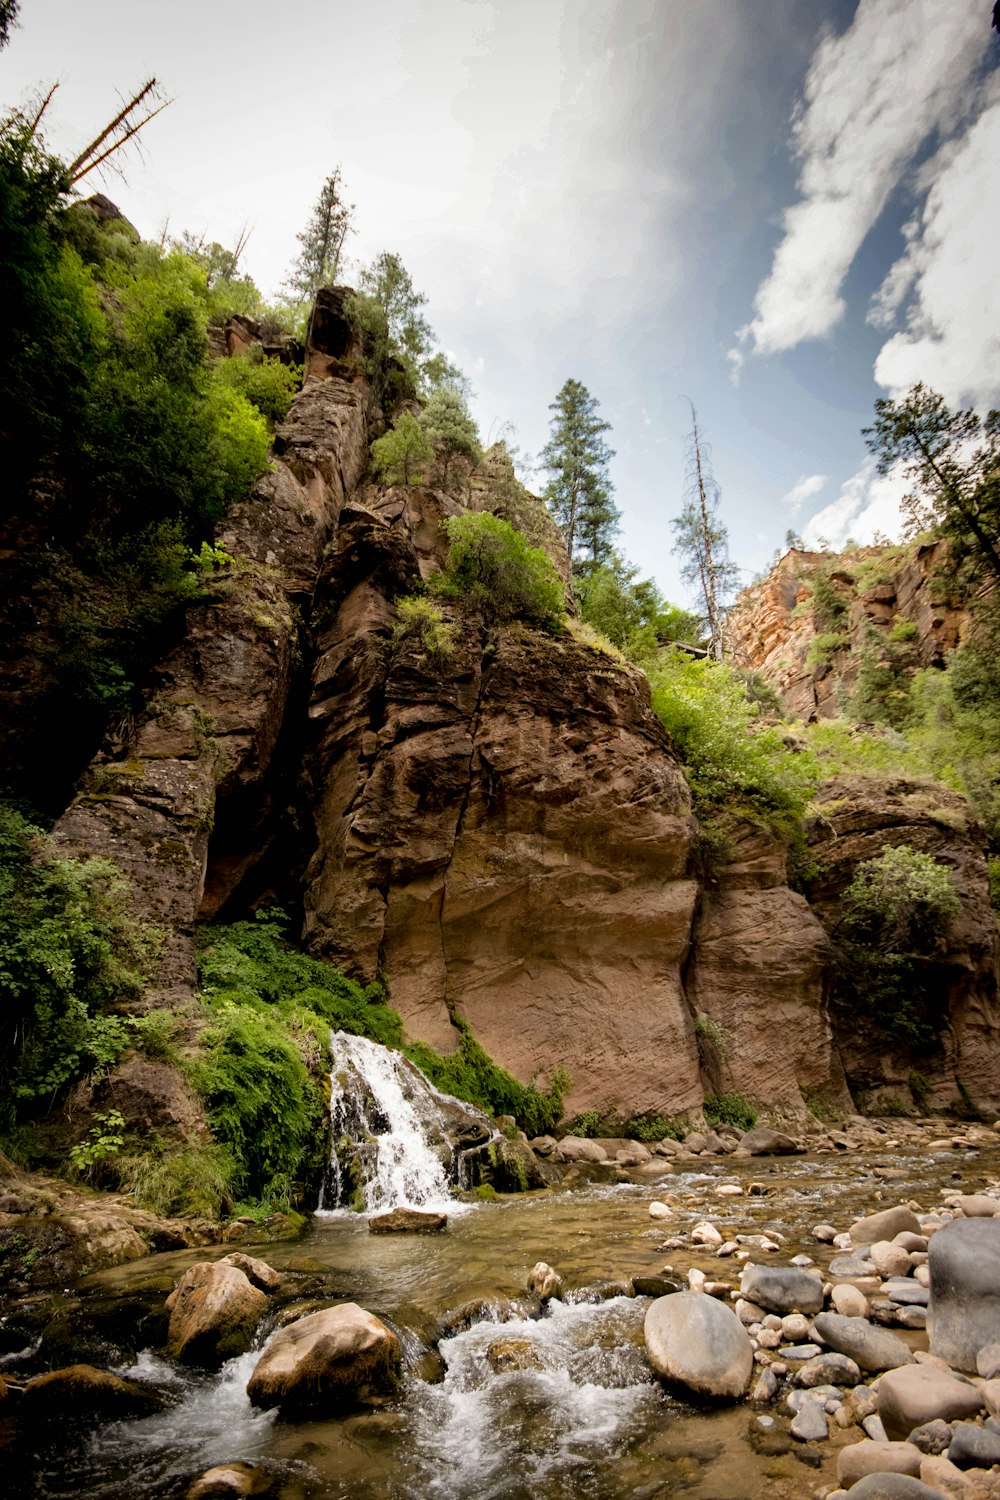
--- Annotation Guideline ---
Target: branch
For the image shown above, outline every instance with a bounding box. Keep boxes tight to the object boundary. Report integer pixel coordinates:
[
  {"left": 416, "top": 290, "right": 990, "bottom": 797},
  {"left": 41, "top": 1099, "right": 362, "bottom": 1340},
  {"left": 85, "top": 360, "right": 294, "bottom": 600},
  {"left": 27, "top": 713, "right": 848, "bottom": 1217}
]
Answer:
[{"left": 67, "top": 80, "right": 173, "bottom": 185}]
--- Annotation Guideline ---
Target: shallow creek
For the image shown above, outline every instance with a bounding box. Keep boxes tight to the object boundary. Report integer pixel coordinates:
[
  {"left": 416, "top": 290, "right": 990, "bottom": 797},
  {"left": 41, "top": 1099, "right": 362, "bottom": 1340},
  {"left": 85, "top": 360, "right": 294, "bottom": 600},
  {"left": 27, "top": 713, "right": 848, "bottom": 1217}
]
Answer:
[{"left": 6, "top": 1145, "right": 999, "bottom": 1500}]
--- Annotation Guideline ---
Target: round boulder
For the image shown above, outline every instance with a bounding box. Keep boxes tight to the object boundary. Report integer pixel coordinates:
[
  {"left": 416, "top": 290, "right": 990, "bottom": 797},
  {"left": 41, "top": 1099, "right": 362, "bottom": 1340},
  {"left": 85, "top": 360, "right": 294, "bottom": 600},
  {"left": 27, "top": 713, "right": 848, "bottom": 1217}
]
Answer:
[
  {"left": 927, "top": 1216, "right": 1000, "bottom": 1372},
  {"left": 644, "top": 1291, "right": 753, "bottom": 1400},
  {"left": 837, "top": 1441, "right": 922, "bottom": 1487},
  {"left": 739, "top": 1263, "right": 823, "bottom": 1315},
  {"left": 166, "top": 1262, "right": 268, "bottom": 1367},
  {"left": 246, "top": 1303, "right": 401, "bottom": 1414},
  {"left": 736, "top": 1128, "right": 801, "bottom": 1156}
]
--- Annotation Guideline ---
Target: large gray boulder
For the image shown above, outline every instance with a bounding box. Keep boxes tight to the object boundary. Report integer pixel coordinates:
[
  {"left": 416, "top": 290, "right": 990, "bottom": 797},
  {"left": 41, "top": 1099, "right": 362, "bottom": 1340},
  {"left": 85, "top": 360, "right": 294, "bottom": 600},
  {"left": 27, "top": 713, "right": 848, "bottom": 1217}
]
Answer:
[
  {"left": 837, "top": 1441, "right": 922, "bottom": 1487},
  {"left": 811, "top": 1312, "right": 913, "bottom": 1374},
  {"left": 166, "top": 1261, "right": 268, "bottom": 1367},
  {"left": 557, "top": 1137, "right": 608, "bottom": 1163},
  {"left": 740, "top": 1263, "right": 823, "bottom": 1315},
  {"left": 877, "top": 1364, "right": 984, "bottom": 1439},
  {"left": 644, "top": 1291, "right": 753, "bottom": 1400},
  {"left": 927, "top": 1216, "right": 1000, "bottom": 1372},
  {"left": 247, "top": 1303, "right": 401, "bottom": 1414},
  {"left": 737, "top": 1128, "right": 802, "bottom": 1156},
  {"left": 845, "top": 1477, "right": 943, "bottom": 1499}
]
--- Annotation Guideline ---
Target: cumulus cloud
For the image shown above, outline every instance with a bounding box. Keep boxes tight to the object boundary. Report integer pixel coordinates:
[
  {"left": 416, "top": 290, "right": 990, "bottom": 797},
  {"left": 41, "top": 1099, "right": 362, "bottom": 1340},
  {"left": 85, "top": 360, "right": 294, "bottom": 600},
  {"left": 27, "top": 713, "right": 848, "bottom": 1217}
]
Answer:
[
  {"left": 871, "top": 76, "right": 1000, "bottom": 409},
  {"left": 802, "top": 459, "right": 910, "bottom": 550},
  {"left": 782, "top": 473, "right": 827, "bottom": 511},
  {"left": 731, "top": 0, "right": 984, "bottom": 362}
]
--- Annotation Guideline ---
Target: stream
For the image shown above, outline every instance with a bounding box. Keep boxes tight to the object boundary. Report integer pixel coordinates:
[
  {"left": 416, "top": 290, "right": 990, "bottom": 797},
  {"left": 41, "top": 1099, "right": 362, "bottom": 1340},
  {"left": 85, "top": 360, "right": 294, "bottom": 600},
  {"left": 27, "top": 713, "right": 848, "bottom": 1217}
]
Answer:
[{"left": 4, "top": 1145, "right": 996, "bottom": 1500}]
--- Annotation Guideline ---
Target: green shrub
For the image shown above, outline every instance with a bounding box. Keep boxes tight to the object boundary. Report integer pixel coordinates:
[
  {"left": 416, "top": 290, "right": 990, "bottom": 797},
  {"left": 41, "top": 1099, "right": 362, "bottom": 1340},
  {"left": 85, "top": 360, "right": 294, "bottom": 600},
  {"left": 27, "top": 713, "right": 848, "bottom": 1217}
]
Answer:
[
  {"left": 810, "top": 570, "right": 848, "bottom": 630},
  {"left": 908, "top": 1070, "right": 932, "bottom": 1115},
  {"left": 404, "top": 1022, "right": 568, "bottom": 1137},
  {"left": 889, "top": 617, "right": 918, "bottom": 643},
  {"left": 211, "top": 348, "right": 301, "bottom": 425},
  {"left": 68, "top": 1109, "right": 125, "bottom": 1179},
  {"left": 392, "top": 596, "right": 455, "bottom": 662},
  {"left": 117, "top": 1141, "right": 236, "bottom": 1218},
  {"left": 806, "top": 632, "right": 850, "bottom": 668},
  {"left": 990, "top": 858, "right": 1000, "bottom": 915},
  {"left": 432, "top": 512, "right": 565, "bottom": 630},
  {"left": 704, "top": 1092, "right": 756, "bottom": 1131},
  {"left": 371, "top": 412, "right": 434, "bottom": 485},
  {"left": 626, "top": 1114, "right": 686, "bottom": 1142}
]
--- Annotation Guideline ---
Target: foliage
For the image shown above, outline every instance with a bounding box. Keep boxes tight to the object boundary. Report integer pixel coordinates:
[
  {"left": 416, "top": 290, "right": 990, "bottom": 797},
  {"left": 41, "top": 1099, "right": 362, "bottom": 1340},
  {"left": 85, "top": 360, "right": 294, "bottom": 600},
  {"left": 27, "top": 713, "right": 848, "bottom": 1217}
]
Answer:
[
  {"left": 0, "top": 1, "right": 18, "bottom": 48},
  {"left": 703, "top": 1092, "right": 756, "bottom": 1131},
  {"left": 626, "top": 1114, "right": 686, "bottom": 1142},
  {"left": 644, "top": 650, "right": 820, "bottom": 827},
  {"left": 371, "top": 412, "right": 434, "bottom": 485},
  {"left": 392, "top": 596, "right": 455, "bottom": 662},
  {"left": 864, "top": 383, "right": 1000, "bottom": 585},
  {"left": 693, "top": 1016, "right": 730, "bottom": 1061},
  {"left": 672, "top": 406, "right": 739, "bottom": 661},
  {"left": 806, "top": 719, "right": 931, "bottom": 779},
  {"left": 806, "top": 632, "right": 850, "bottom": 668},
  {"left": 990, "top": 857, "right": 1000, "bottom": 915},
  {"left": 432, "top": 512, "right": 565, "bottom": 630},
  {"left": 540, "top": 378, "right": 618, "bottom": 568},
  {"left": 404, "top": 1023, "right": 568, "bottom": 1137},
  {"left": 809, "top": 570, "right": 849, "bottom": 630},
  {"left": 212, "top": 348, "right": 301, "bottom": 425},
  {"left": 908, "top": 1070, "right": 932, "bottom": 1116},
  {"left": 68, "top": 1110, "right": 125, "bottom": 1178},
  {"left": 889, "top": 617, "right": 918, "bottom": 643},
  {"left": 284, "top": 166, "right": 354, "bottom": 307},
  {"left": 574, "top": 552, "right": 703, "bottom": 661},
  {"left": 844, "top": 626, "right": 912, "bottom": 728},
  {"left": 419, "top": 387, "right": 482, "bottom": 487},
  {"left": 0, "top": 805, "right": 160, "bottom": 1118},
  {"left": 117, "top": 1141, "right": 235, "bottom": 1218}
]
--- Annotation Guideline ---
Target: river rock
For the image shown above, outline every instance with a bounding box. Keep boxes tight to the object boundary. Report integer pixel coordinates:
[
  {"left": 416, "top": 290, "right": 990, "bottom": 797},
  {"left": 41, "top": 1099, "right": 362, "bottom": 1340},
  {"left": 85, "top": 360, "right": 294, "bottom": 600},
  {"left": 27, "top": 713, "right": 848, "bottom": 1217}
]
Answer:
[
  {"left": 850, "top": 1207, "right": 922, "bottom": 1246},
  {"left": 837, "top": 1441, "right": 922, "bottom": 1486},
  {"left": 368, "top": 1208, "right": 447, "bottom": 1234},
  {"left": 832, "top": 1284, "right": 870, "bottom": 1318},
  {"left": 486, "top": 1338, "right": 544, "bottom": 1374},
  {"left": 877, "top": 1366, "right": 985, "bottom": 1439},
  {"left": 952, "top": 1194, "right": 1000, "bottom": 1217},
  {"left": 219, "top": 1253, "right": 282, "bottom": 1293},
  {"left": 737, "top": 1128, "right": 801, "bottom": 1156},
  {"left": 977, "top": 1342, "right": 1000, "bottom": 1379},
  {"left": 526, "top": 1262, "right": 562, "bottom": 1300},
  {"left": 644, "top": 1291, "right": 753, "bottom": 1400},
  {"left": 845, "top": 1478, "right": 943, "bottom": 1499},
  {"left": 872, "top": 1242, "right": 913, "bottom": 1279},
  {"left": 21, "top": 1363, "right": 165, "bottom": 1418},
  {"left": 166, "top": 1262, "right": 268, "bottom": 1366},
  {"left": 812, "top": 1313, "right": 913, "bottom": 1373},
  {"left": 882, "top": 1281, "right": 928, "bottom": 1307},
  {"left": 928, "top": 1217, "right": 1000, "bottom": 1372},
  {"left": 918, "top": 1456, "right": 980, "bottom": 1498},
  {"left": 558, "top": 1137, "right": 608, "bottom": 1163},
  {"left": 946, "top": 1421, "right": 1000, "bottom": 1468},
  {"left": 186, "top": 1462, "right": 272, "bottom": 1499},
  {"left": 246, "top": 1303, "right": 401, "bottom": 1413},
  {"left": 796, "top": 1353, "right": 862, "bottom": 1387},
  {"left": 905, "top": 1419, "right": 953, "bottom": 1455},
  {"left": 648, "top": 1201, "right": 671, "bottom": 1219},
  {"left": 782, "top": 1313, "right": 812, "bottom": 1342},
  {"left": 740, "top": 1264, "right": 823, "bottom": 1314},
  {"left": 529, "top": 1136, "right": 559, "bottom": 1157},
  {"left": 790, "top": 1395, "right": 828, "bottom": 1441},
  {"left": 691, "top": 1221, "right": 723, "bottom": 1246}
]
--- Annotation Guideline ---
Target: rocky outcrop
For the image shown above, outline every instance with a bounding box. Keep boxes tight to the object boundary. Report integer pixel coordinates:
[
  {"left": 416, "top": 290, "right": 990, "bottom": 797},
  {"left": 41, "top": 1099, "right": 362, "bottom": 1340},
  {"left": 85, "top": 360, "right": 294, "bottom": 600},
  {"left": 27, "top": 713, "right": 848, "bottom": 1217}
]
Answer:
[{"left": 805, "top": 776, "right": 1000, "bottom": 1110}]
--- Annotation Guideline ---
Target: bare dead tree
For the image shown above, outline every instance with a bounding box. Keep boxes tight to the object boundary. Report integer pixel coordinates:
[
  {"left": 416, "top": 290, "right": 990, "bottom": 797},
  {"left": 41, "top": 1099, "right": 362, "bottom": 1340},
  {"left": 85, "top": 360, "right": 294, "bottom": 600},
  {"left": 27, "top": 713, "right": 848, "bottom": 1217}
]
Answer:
[{"left": 671, "top": 401, "right": 740, "bottom": 661}]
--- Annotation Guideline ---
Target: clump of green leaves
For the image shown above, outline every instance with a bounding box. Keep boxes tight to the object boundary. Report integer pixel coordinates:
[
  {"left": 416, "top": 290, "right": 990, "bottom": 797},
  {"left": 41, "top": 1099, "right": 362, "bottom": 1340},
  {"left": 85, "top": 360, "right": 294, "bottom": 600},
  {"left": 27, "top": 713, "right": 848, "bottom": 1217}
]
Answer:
[
  {"left": 806, "top": 632, "right": 850, "bottom": 668},
  {"left": 372, "top": 412, "right": 434, "bottom": 485},
  {"left": 212, "top": 347, "right": 301, "bottom": 425},
  {"left": 431, "top": 512, "right": 565, "bottom": 631},
  {"left": 419, "top": 387, "right": 482, "bottom": 489},
  {"left": 68, "top": 1109, "right": 125, "bottom": 1178},
  {"left": 392, "top": 596, "right": 455, "bottom": 662},
  {"left": 404, "top": 1022, "right": 568, "bottom": 1137},
  {"left": 704, "top": 1092, "right": 756, "bottom": 1131},
  {"left": 626, "top": 1114, "right": 686, "bottom": 1142}
]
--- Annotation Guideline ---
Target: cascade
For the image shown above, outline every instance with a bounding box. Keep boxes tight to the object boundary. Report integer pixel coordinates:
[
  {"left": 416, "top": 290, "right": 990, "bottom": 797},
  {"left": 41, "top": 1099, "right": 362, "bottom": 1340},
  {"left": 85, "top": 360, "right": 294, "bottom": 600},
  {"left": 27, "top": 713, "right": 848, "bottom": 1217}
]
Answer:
[{"left": 319, "top": 1031, "right": 493, "bottom": 1213}]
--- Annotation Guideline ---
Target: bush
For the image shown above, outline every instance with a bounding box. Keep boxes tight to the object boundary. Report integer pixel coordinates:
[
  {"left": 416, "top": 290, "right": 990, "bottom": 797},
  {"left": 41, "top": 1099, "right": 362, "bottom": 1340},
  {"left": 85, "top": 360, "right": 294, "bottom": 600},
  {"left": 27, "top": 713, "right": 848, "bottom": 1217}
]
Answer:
[
  {"left": 118, "top": 1142, "right": 236, "bottom": 1219},
  {"left": 404, "top": 1022, "right": 568, "bottom": 1137},
  {"left": 432, "top": 512, "right": 565, "bottom": 630},
  {"left": 392, "top": 596, "right": 454, "bottom": 662},
  {"left": 704, "top": 1092, "right": 756, "bottom": 1131},
  {"left": 371, "top": 412, "right": 434, "bottom": 485},
  {"left": 211, "top": 347, "right": 301, "bottom": 425}
]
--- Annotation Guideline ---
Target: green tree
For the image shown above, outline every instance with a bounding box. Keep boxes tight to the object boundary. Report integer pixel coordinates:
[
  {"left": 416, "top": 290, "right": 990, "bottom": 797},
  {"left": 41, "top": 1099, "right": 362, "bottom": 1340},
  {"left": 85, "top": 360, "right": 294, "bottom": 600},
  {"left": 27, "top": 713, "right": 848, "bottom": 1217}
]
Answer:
[
  {"left": 0, "top": 1, "right": 19, "bottom": 48},
  {"left": 671, "top": 403, "right": 739, "bottom": 661},
  {"left": 284, "top": 166, "right": 354, "bottom": 306},
  {"left": 864, "top": 383, "right": 1000, "bottom": 585},
  {"left": 540, "top": 379, "right": 618, "bottom": 569},
  {"left": 420, "top": 387, "right": 482, "bottom": 487},
  {"left": 371, "top": 412, "right": 434, "bottom": 485},
  {"left": 575, "top": 552, "right": 703, "bottom": 660},
  {"left": 357, "top": 250, "right": 433, "bottom": 372},
  {"left": 434, "top": 512, "right": 565, "bottom": 629}
]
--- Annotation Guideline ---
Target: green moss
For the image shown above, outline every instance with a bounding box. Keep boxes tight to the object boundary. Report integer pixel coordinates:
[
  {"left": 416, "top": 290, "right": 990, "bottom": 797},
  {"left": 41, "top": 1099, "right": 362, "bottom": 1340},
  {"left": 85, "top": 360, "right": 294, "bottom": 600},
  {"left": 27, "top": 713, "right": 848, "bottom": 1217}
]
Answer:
[{"left": 404, "top": 1022, "right": 568, "bottom": 1136}]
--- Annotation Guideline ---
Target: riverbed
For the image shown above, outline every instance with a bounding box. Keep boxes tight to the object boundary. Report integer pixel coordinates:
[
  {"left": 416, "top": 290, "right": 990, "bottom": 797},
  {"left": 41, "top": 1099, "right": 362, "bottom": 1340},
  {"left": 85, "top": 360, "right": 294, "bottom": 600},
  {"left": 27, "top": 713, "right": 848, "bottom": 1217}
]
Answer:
[{"left": 3, "top": 1141, "right": 997, "bottom": 1500}]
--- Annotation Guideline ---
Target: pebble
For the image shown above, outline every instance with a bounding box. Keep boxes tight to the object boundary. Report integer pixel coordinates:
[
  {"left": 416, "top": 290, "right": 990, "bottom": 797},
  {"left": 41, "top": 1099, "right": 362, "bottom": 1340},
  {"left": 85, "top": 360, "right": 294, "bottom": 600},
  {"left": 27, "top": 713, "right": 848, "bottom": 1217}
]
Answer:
[
  {"left": 813, "top": 1224, "right": 838, "bottom": 1243},
  {"left": 782, "top": 1343, "right": 823, "bottom": 1361},
  {"left": 648, "top": 1201, "right": 671, "bottom": 1219},
  {"left": 791, "top": 1254, "right": 815, "bottom": 1267},
  {"left": 716, "top": 1184, "right": 743, "bottom": 1197},
  {"left": 692, "top": 1221, "right": 723, "bottom": 1247},
  {"left": 751, "top": 1367, "right": 779, "bottom": 1404}
]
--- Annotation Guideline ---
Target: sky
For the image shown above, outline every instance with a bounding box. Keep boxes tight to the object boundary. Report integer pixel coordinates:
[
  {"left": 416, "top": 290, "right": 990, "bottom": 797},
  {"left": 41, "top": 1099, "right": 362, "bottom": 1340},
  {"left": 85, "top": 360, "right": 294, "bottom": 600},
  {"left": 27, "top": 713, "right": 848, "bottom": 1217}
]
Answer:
[{"left": 3, "top": 0, "right": 998, "bottom": 610}]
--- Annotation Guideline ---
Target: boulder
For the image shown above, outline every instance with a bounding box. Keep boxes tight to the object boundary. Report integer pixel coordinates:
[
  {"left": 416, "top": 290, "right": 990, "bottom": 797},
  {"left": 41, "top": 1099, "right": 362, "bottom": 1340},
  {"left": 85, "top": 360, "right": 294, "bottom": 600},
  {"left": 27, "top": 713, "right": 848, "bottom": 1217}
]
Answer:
[
  {"left": 850, "top": 1207, "right": 922, "bottom": 1247},
  {"left": 186, "top": 1462, "right": 273, "bottom": 1499},
  {"left": 485, "top": 1338, "right": 544, "bottom": 1374},
  {"left": 918, "top": 1456, "right": 980, "bottom": 1498},
  {"left": 952, "top": 1194, "right": 1000, "bottom": 1217},
  {"left": 946, "top": 1421, "right": 1000, "bottom": 1468},
  {"left": 644, "top": 1291, "right": 753, "bottom": 1400},
  {"left": 877, "top": 1366, "right": 984, "bottom": 1440},
  {"left": 166, "top": 1262, "right": 268, "bottom": 1366},
  {"left": 526, "top": 1262, "right": 562, "bottom": 1300},
  {"left": 978, "top": 1342, "right": 1000, "bottom": 1378},
  {"left": 872, "top": 1241, "right": 913, "bottom": 1279},
  {"left": 648, "top": 1201, "right": 671, "bottom": 1220},
  {"left": 812, "top": 1313, "right": 913, "bottom": 1374},
  {"left": 21, "top": 1363, "right": 165, "bottom": 1418},
  {"left": 462, "top": 1136, "right": 547, "bottom": 1192},
  {"left": 796, "top": 1353, "right": 862, "bottom": 1387},
  {"left": 905, "top": 1419, "right": 953, "bottom": 1455},
  {"left": 832, "top": 1284, "right": 871, "bottom": 1318},
  {"left": 368, "top": 1208, "right": 447, "bottom": 1234},
  {"left": 246, "top": 1303, "right": 401, "bottom": 1414},
  {"left": 556, "top": 1137, "right": 608, "bottom": 1164},
  {"left": 737, "top": 1128, "right": 802, "bottom": 1156},
  {"left": 837, "top": 1442, "right": 922, "bottom": 1486},
  {"left": 790, "top": 1396, "right": 828, "bottom": 1441},
  {"left": 740, "top": 1264, "right": 824, "bottom": 1314},
  {"left": 219, "top": 1253, "right": 282, "bottom": 1293},
  {"left": 928, "top": 1217, "right": 1000, "bottom": 1372},
  {"left": 845, "top": 1479, "right": 942, "bottom": 1499}
]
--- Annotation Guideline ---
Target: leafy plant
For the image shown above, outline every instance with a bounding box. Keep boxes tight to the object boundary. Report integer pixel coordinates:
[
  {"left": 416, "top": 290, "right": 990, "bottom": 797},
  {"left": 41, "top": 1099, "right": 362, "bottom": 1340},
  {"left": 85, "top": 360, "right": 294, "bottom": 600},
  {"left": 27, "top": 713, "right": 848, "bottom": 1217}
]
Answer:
[
  {"left": 392, "top": 596, "right": 455, "bottom": 662},
  {"left": 69, "top": 1109, "right": 125, "bottom": 1177},
  {"left": 404, "top": 1022, "right": 568, "bottom": 1137},
  {"left": 704, "top": 1092, "right": 756, "bottom": 1131},
  {"left": 626, "top": 1114, "right": 686, "bottom": 1142},
  {"left": 432, "top": 512, "right": 565, "bottom": 631},
  {"left": 889, "top": 617, "right": 918, "bottom": 643},
  {"left": 372, "top": 412, "right": 434, "bottom": 485},
  {"left": 212, "top": 347, "right": 301, "bottom": 425}
]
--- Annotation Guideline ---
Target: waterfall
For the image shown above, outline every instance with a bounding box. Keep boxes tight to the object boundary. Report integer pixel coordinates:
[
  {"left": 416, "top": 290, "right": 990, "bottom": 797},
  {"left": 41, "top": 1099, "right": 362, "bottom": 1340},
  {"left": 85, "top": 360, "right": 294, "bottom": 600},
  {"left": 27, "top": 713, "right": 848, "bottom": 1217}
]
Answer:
[{"left": 318, "top": 1031, "right": 493, "bottom": 1214}]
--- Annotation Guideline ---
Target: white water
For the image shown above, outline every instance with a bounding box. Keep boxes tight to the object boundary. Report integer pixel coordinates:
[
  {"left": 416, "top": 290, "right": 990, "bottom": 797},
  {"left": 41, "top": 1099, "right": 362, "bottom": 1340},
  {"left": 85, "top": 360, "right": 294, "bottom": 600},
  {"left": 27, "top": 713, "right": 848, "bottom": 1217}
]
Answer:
[{"left": 320, "top": 1031, "right": 477, "bottom": 1214}]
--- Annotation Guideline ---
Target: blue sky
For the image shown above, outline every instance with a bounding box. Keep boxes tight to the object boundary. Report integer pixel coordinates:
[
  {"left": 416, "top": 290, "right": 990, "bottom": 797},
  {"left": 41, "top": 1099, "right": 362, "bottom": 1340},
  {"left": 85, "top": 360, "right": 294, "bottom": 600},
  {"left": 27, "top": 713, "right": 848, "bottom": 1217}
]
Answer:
[{"left": 4, "top": 0, "right": 998, "bottom": 609}]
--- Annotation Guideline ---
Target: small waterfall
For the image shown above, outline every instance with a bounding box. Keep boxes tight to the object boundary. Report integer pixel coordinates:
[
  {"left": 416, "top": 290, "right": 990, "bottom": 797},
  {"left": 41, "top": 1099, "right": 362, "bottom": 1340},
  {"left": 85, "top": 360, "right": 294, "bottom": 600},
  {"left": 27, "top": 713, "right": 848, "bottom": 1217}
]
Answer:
[{"left": 319, "top": 1031, "right": 493, "bottom": 1214}]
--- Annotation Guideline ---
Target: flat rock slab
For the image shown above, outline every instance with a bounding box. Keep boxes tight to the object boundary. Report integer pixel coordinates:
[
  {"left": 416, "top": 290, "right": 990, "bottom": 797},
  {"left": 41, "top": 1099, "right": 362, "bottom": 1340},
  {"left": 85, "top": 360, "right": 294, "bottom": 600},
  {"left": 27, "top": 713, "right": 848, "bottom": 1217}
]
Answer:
[
  {"left": 368, "top": 1208, "right": 447, "bottom": 1234},
  {"left": 877, "top": 1364, "right": 984, "bottom": 1440},
  {"left": 928, "top": 1217, "right": 1000, "bottom": 1372},
  {"left": 644, "top": 1291, "right": 753, "bottom": 1400},
  {"left": 812, "top": 1312, "right": 913, "bottom": 1374}
]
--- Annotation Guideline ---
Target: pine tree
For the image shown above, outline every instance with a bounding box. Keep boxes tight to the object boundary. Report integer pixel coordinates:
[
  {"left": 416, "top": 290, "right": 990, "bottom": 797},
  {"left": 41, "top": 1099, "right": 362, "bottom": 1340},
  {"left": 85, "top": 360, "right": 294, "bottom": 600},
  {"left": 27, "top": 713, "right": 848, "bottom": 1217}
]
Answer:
[
  {"left": 671, "top": 404, "right": 739, "bottom": 661},
  {"left": 285, "top": 167, "right": 354, "bottom": 304},
  {"left": 357, "top": 251, "right": 433, "bottom": 371},
  {"left": 540, "top": 379, "right": 618, "bottom": 569}
]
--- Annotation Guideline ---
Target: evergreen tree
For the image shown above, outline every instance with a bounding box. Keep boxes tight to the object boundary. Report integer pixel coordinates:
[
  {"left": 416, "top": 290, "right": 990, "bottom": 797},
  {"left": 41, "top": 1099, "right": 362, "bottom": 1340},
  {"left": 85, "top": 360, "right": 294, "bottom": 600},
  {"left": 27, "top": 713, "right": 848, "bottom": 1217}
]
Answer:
[
  {"left": 420, "top": 387, "right": 481, "bottom": 487},
  {"left": 540, "top": 378, "right": 618, "bottom": 569},
  {"left": 357, "top": 250, "right": 433, "bottom": 372},
  {"left": 671, "top": 403, "right": 739, "bottom": 662},
  {"left": 371, "top": 412, "right": 434, "bottom": 486},
  {"left": 284, "top": 166, "right": 354, "bottom": 305},
  {"left": 0, "top": 2, "right": 19, "bottom": 49}
]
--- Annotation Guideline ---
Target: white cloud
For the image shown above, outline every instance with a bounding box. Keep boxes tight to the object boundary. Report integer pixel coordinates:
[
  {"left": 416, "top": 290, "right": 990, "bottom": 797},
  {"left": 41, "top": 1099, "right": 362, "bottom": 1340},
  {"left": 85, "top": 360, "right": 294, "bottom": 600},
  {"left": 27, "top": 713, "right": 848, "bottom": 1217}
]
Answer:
[
  {"left": 871, "top": 77, "right": 1000, "bottom": 410},
  {"left": 802, "top": 458, "right": 910, "bottom": 550},
  {"left": 782, "top": 473, "right": 827, "bottom": 511},
  {"left": 732, "top": 0, "right": 984, "bottom": 362}
]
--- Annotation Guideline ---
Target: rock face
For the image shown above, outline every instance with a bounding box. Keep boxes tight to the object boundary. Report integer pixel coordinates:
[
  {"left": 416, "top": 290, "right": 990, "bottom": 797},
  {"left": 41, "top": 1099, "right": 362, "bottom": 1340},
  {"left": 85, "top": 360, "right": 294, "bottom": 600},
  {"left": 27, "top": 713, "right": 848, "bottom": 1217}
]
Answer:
[
  {"left": 928, "top": 1217, "right": 1000, "bottom": 1372},
  {"left": 246, "top": 1303, "right": 402, "bottom": 1413},
  {"left": 644, "top": 1291, "right": 753, "bottom": 1399}
]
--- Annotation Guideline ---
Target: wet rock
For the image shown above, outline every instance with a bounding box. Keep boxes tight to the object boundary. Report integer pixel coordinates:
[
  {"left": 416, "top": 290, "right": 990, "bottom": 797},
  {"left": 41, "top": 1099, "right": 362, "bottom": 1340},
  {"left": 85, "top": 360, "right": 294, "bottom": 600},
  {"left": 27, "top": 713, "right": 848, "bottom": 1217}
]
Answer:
[
  {"left": 832, "top": 1284, "right": 871, "bottom": 1318},
  {"left": 928, "top": 1217, "right": 1000, "bottom": 1372},
  {"left": 526, "top": 1262, "right": 562, "bottom": 1300},
  {"left": 219, "top": 1253, "right": 282, "bottom": 1293},
  {"left": 644, "top": 1291, "right": 753, "bottom": 1400},
  {"left": 368, "top": 1208, "right": 447, "bottom": 1234},
  {"left": 166, "top": 1262, "right": 268, "bottom": 1367},
  {"left": 837, "top": 1441, "right": 922, "bottom": 1486},
  {"left": 632, "top": 1275, "right": 683, "bottom": 1298},
  {"left": 20, "top": 1363, "right": 165, "bottom": 1418},
  {"left": 246, "top": 1303, "right": 402, "bottom": 1414},
  {"left": 485, "top": 1338, "right": 544, "bottom": 1374},
  {"left": 556, "top": 1137, "right": 608, "bottom": 1164},
  {"left": 752, "top": 1366, "right": 780, "bottom": 1404},
  {"left": 437, "top": 1297, "right": 518, "bottom": 1338},
  {"left": 882, "top": 1280, "right": 928, "bottom": 1306},
  {"left": 781, "top": 1313, "right": 812, "bottom": 1342},
  {"left": 812, "top": 1313, "right": 914, "bottom": 1373},
  {"left": 790, "top": 1395, "right": 828, "bottom": 1441},
  {"left": 877, "top": 1366, "right": 984, "bottom": 1440},
  {"left": 691, "top": 1221, "right": 723, "bottom": 1246},
  {"left": 737, "top": 1128, "right": 802, "bottom": 1156},
  {"left": 186, "top": 1462, "right": 274, "bottom": 1499},
  {"left": 946, "top": 1421, "right": 1000, "bottom": 1468},
  {"left": 905, "top": 1419, "right": 953, "bottom": 1455},
  {"left": 463, "top": 1136, "right": 547, "bottom": 1192},
  {"left": 648, "top": 1201, "right": 671, "bottom": 1219},
  {"left": 529, "top": 1136, "right": 559, "bottom": 1157},
  {"left": 796, "top": 1353, "right": 862, "bottom": 1387},
  {"left": 845, "top": 1478, "right": 942, "bottom": 1499},
  {"left": 739, "top": 1264, "right": 824, "bottom": 1315},
  {"left": 850, "top": 1207, "right": 923, "bottom": 1246},
  {"left": 814, "top": 1223, "right": 838, "bottom": 1242}
]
